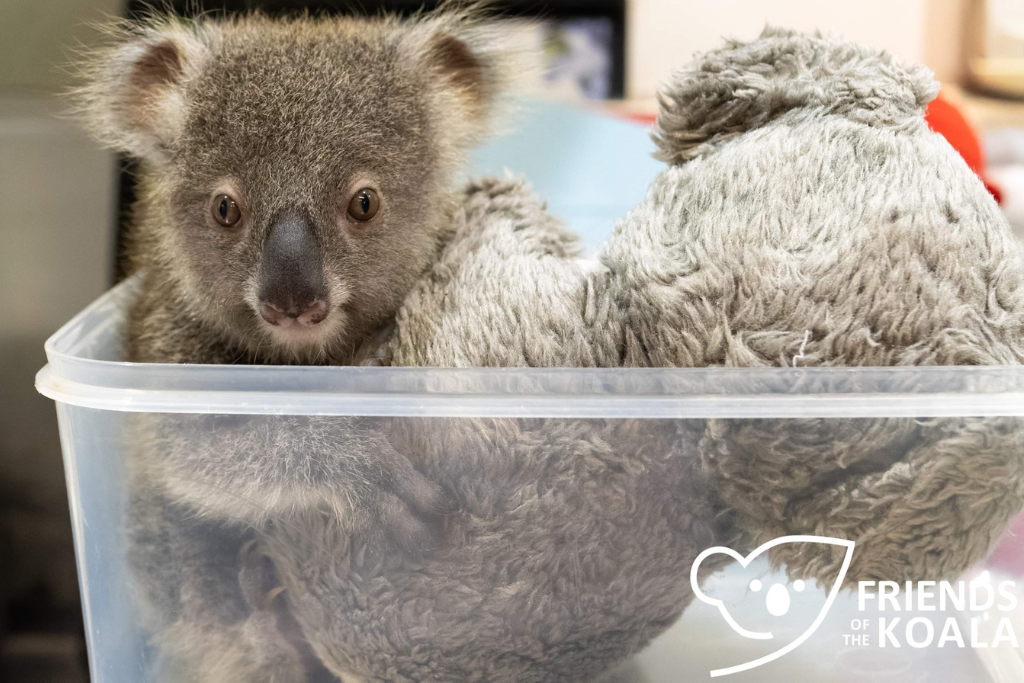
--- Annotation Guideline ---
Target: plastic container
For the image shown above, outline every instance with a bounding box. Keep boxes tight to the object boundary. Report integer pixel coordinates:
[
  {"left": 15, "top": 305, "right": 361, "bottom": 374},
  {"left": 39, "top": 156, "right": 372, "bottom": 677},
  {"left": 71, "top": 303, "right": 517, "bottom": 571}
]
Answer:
[{"left": 35, "top": 102, "right": 1024, "bottom": 682}]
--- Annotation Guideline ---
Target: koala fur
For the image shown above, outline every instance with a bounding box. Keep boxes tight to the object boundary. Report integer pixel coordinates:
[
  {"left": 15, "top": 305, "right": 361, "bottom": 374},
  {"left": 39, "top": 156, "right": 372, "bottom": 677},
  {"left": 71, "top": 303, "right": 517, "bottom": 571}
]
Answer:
[{"left": 81, "top": 21, "right": 1024, "bottom": 683}]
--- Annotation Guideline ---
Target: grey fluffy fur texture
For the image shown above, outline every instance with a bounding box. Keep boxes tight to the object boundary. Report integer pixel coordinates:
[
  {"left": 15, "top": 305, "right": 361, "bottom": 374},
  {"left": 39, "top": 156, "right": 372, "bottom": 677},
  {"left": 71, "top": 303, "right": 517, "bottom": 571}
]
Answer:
[
  {"left": 383, "top": 27, "right": 1024, "bottom": 584},
  {"left": 107, "top": 25, "right": 1024, "bottom": 683}
]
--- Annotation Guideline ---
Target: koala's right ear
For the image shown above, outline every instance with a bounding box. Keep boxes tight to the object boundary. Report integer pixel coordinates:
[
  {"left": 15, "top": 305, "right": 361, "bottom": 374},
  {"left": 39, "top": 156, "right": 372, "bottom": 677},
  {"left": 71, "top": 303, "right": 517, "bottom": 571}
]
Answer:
[{"left": 72, "top": 20, "right": 219, "bottom": 159}]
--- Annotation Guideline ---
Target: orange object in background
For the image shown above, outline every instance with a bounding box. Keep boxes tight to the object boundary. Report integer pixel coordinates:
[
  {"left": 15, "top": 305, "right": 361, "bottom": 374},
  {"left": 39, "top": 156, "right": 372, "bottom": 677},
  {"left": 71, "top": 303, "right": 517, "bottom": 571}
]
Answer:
[{"left": 925, "top": 93, "right": 1002, "bottom": 203}]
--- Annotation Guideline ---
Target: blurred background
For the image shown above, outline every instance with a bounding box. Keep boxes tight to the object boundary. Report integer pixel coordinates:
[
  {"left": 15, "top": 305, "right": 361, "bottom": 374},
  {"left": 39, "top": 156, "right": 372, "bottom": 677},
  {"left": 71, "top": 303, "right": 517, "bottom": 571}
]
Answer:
[{"left": 2, "top": 0, "right": 1024, "bottom": 680}]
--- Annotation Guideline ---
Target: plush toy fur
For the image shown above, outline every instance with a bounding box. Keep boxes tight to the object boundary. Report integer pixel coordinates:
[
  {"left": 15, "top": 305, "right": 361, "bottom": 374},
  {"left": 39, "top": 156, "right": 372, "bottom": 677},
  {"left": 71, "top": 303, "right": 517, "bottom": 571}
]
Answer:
[
  {"left": 126, "top": 27, "right": 1024, "bottom": 683},
  {"left": 382, "top": 27, "right": 1024, "bottom": 584}
]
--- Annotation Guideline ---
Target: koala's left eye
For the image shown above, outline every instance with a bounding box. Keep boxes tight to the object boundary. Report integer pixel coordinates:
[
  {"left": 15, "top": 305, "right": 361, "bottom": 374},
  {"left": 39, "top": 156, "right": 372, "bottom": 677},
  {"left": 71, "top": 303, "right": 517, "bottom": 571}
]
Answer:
[
  {"left": 211, "top": 194, "right": 241, "bottom": 227},
  {"left": 347, "top": 188, "right": 380, "bottom": 222}
]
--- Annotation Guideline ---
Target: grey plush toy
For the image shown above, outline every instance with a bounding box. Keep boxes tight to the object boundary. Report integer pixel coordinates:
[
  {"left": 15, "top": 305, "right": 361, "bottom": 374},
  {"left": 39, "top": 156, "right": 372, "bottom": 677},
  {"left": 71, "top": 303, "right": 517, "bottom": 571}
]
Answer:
[{"left": 122, "top": 27, "right": 1024, "bottom": 683}]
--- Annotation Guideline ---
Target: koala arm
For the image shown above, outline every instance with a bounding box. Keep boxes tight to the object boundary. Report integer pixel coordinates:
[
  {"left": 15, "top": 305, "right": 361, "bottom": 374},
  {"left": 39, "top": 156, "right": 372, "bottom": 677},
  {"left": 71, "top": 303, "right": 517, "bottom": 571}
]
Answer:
[{"left": 132, "top": 413, "right": 446, "bottom": 550}]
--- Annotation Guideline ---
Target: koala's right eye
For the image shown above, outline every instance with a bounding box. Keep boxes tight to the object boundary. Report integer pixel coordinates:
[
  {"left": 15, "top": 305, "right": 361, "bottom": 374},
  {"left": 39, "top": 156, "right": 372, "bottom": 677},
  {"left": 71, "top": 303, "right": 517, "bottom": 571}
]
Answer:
[{"left": 211, "top": 194, "right": 241, "bottom": 227}]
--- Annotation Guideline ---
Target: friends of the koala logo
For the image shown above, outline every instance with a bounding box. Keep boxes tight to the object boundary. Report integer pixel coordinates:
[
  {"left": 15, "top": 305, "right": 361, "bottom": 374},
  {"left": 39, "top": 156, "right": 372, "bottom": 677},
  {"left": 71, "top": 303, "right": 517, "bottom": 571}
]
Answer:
[
  {"left": 691, "top": 537, "right": 1020, "bottom": 677},
  {"left": 689, "top": 535, "right": 855, "bottom": 677}
]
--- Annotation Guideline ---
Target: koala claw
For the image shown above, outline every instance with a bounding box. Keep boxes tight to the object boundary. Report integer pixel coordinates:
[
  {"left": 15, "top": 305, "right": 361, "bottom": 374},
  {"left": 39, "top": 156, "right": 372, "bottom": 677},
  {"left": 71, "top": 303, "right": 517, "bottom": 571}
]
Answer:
[
  {"left": 373, "top": 491, "right": 446, "bottom": 553},
  {"left": 370, "top": 452, "right": 452, "bottom": 553}
]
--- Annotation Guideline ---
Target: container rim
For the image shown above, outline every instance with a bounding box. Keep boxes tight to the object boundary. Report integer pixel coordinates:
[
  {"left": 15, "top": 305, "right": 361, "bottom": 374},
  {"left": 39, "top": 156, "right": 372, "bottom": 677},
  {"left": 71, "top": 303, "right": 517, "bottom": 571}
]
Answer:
[{"left": 34, "top": 278, "right": 1024, "bottom": 418}]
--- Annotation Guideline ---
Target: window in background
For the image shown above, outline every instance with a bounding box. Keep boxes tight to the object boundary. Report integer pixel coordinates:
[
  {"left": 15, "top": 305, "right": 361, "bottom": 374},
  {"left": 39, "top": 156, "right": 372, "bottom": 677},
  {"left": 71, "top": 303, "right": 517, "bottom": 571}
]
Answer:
[{"left": 967, "top": 0, "right": 1024, "bottom": 98}]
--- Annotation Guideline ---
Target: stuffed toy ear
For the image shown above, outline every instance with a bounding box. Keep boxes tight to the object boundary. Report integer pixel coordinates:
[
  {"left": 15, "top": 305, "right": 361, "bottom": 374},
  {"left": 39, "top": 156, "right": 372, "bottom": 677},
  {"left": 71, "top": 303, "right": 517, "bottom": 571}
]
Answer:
[
  {"left": 701, "top": 416, "right": 1024, "bottom": 586},
  {"left": 72, "top": 19, "right": 218, "bottom": 159},
  {"left": 653, "top": 27, "right": 939, "bottom": 164}
]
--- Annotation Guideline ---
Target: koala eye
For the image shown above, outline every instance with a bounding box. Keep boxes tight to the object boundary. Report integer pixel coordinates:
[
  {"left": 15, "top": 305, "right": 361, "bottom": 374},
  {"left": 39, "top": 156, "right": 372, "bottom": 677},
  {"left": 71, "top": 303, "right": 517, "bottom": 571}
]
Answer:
[
  {"left": 211, "top": 194, "right": 241, "bottom": 227},
  {"left": 347, "top": 188, "right": 380, "bottom": 222}
]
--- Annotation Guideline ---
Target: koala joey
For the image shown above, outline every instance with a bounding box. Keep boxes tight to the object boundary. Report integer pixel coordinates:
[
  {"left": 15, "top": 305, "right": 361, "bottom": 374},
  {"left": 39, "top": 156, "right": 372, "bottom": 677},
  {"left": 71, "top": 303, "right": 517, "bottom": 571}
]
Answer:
[{"left": 74, "top": 7, "right": 516, "bottom": 682}]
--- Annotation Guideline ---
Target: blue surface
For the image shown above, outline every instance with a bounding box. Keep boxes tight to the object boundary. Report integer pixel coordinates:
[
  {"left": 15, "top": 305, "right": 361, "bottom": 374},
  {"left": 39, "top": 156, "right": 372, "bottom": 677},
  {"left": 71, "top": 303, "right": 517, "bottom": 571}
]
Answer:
[{"left": 469, "top": 100, "right": 664, "bottom": 249}]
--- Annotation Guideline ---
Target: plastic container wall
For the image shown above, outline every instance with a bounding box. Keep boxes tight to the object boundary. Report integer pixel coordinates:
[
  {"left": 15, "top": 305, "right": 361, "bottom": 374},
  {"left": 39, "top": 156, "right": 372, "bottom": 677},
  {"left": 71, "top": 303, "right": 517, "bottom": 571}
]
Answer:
[{"left": 37, "top": 276, "right": 1024, "bottom": 683}]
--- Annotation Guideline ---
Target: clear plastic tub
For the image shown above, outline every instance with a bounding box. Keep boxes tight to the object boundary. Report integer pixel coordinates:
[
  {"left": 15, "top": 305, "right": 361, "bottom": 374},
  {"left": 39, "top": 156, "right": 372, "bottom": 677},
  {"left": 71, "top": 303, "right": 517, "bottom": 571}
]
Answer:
[
  {"left": 35, "top": 103, "right": 1024, "bottom": 682},
  {"left": 35, "top": 278, "right": 1024, "bottom": 683}
]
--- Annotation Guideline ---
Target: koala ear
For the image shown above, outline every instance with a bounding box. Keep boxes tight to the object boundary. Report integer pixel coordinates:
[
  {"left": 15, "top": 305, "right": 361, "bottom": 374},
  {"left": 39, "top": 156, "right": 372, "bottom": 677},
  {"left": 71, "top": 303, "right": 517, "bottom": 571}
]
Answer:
[
  {"left": 426, "top": 31, "right": 494, "bottom": 124},
  {"left": 72, "top": 20, "right": 218, "bottom": 159},
  {"left": 653, "top": 27, "right": 938, "bottom": 165},
  {"left": 401, "top": 10, "right": 518, "bottom": 149}
]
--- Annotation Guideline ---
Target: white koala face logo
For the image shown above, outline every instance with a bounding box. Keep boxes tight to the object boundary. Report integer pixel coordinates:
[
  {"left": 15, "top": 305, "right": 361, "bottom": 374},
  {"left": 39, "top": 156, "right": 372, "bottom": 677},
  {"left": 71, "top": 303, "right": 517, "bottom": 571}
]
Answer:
[{"left": 689, "top": 535, "right": 855, "bottom": 677}]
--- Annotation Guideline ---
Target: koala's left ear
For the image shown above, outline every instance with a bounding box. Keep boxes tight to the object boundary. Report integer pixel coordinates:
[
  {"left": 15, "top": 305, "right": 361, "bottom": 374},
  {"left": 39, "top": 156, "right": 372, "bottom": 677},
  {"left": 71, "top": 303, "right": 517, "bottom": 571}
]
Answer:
[
  {"left": 71, "top": 18, "right": 219, "bottom": 160},
  {"left": 402, "top": 10, "right": 519, "bottom": 148}
]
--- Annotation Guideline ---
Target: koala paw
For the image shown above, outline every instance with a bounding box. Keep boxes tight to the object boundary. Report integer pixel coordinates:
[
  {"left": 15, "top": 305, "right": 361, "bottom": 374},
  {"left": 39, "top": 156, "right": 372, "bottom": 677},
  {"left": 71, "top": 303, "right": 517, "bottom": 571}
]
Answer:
[
  {"left": 361, "top": 443, "right": 452, "bottom": 553},
  {"left": 235, "top": 541, "right": 331, "bottom": 682}
]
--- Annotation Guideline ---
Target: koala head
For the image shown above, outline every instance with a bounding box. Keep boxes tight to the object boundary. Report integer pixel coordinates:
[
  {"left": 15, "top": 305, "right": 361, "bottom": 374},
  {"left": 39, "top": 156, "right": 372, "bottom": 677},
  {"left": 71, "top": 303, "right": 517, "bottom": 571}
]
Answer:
[{"left": 76, "top": 11, "right": 510, "bottom": 362}]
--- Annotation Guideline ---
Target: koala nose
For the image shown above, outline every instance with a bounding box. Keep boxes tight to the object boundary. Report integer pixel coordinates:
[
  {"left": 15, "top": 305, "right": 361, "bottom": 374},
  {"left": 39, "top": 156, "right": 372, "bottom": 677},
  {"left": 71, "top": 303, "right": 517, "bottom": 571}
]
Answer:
[
  {"left": 258, "top": 299, "right": 329, "bottom": 328},
  {"left": 258, "top": 211, "right": 330, "bottom": 328}
]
